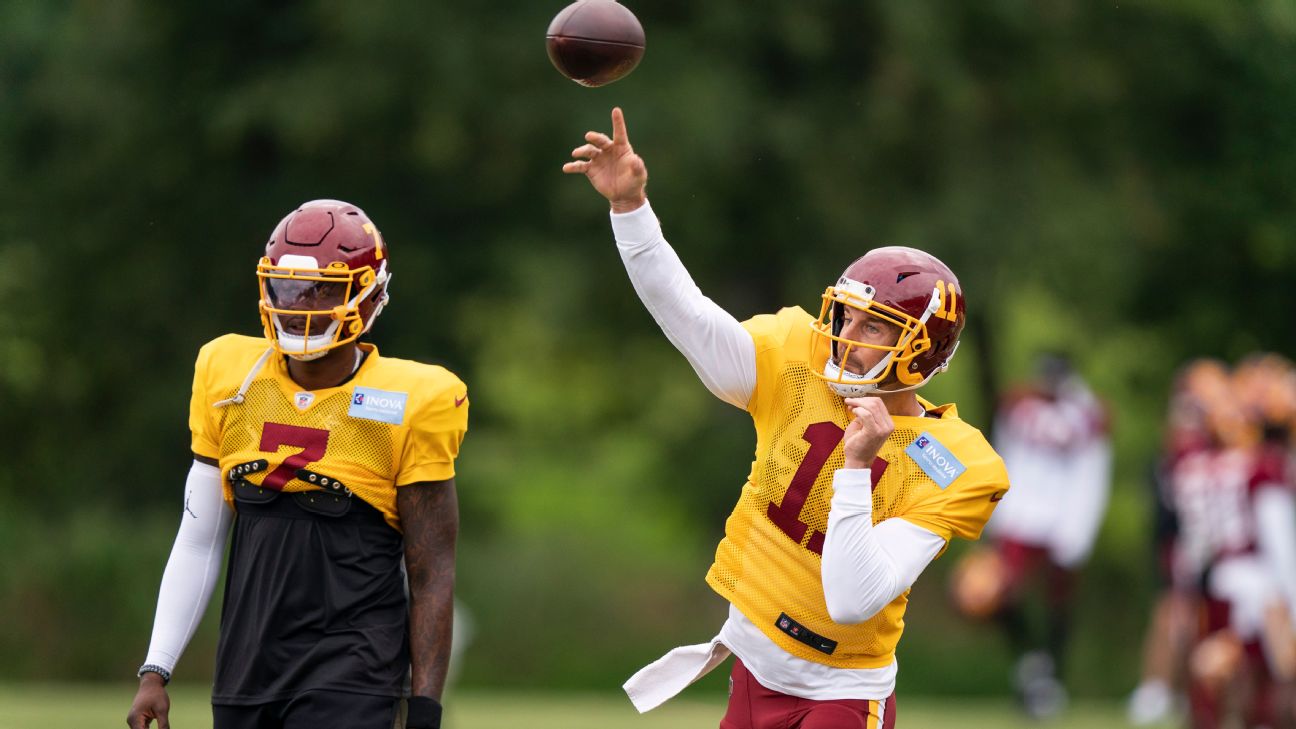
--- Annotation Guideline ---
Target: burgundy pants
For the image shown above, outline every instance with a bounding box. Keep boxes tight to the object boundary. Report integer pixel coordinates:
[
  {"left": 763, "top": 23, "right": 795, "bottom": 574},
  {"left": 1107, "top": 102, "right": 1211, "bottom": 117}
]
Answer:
[{"left": 720, "top": 657, "right": 897, "bottom": 729}]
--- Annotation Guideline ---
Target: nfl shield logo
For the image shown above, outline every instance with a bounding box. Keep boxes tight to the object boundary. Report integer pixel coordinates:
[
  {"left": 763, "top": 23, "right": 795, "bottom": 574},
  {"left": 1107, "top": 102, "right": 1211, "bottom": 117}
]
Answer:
[{"left": 294, "top": 392, "right": 315, "bottom": 411}]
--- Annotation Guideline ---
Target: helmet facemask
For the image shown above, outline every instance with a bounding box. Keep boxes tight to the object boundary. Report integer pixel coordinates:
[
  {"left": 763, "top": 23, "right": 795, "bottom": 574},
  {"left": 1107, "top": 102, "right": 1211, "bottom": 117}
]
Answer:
[
  {"left": 811, "top": 277, "right": 946, "bottom": 396},
  {"left": 258, "top": 254, "right": 389, "bottom": 361}
]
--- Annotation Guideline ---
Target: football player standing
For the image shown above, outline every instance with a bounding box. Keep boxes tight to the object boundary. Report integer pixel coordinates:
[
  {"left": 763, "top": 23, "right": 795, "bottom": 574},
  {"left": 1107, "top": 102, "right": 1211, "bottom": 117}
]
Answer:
[
  {"left": 564, "top": 109, "right": 1010, "bottom": 729},
  {"left": 979, "top": 353, "right": 1112, "bottom": 717},
  {"left": 1125, "top": 359, "right": 1227, "bottom": 726},
  {"left": 126, "top": 200, "right": 467, "bottom": 729}
]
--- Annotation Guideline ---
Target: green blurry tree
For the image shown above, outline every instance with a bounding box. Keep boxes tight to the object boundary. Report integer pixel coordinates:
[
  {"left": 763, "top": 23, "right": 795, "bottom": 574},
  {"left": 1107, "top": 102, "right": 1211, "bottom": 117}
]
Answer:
[{"left": 0, "top": 0, "right": 1293, "bottom": 696}]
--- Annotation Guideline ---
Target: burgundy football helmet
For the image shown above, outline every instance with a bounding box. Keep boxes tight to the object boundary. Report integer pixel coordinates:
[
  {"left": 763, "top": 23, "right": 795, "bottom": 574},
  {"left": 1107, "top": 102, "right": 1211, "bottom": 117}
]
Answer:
[
  {"left": 809, "top": 246, "right": 965, "bottom": 395},
  {"left": 257, "top": 200, "right": 391, "bottom": 360}
]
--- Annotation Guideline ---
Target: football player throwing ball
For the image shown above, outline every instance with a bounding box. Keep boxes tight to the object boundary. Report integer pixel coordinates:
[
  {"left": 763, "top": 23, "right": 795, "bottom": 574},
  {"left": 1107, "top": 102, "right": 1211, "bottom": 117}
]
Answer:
[{"left": 566, "top": 109, "right": 1010, "bottom": 729}]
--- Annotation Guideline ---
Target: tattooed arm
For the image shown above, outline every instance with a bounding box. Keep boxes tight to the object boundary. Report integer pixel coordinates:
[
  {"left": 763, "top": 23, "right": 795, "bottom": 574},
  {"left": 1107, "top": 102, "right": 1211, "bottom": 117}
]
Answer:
[{"left": 397, "top": 478, "right": 459, "bottom": 704}]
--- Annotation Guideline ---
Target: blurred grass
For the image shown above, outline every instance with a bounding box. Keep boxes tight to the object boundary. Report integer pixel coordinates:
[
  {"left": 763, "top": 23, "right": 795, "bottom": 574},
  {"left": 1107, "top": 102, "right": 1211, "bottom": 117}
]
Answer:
[{"left": 0, "top": 683, "right": 1176, "bottom": 729}]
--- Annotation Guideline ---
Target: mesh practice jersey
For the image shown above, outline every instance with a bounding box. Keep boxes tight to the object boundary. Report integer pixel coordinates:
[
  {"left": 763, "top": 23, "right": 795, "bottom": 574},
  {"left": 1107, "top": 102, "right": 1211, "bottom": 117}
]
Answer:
[
  {"left": 1166, "top": 444, "right": 1292, "bottom": 586},
  {"left": 705, "top": 307, "right": 1008, "bottom": 669},
  {"left": 190, "top": 334, "right": 468, "bottom": 531}
]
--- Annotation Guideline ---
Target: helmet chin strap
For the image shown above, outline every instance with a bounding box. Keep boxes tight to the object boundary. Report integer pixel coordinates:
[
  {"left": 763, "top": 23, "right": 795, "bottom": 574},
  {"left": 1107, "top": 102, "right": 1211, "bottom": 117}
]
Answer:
[
  {"left": 822, "top": 357, "right": 888, "bottom": 397},
  {"left": 275, "top": 317, "right": 341, "bottom": 362},
  {"left": 277, "top": 330, "right": 365, "bottom": 373},
  {"left": 822, "top": 360, "right": 888, "bottom": 397},
  {"left": 285, "top": 349, "right": 329, "bottom": 363},
  {"left": 823, "top": 339, "right": 961, "bottom": 397}
]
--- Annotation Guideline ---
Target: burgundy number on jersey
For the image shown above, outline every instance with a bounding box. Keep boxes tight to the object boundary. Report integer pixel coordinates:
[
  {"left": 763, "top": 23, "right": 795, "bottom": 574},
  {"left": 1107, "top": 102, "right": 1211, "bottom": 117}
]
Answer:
[
  {"left": 259, "top": 422, "right": 330, "bottom": 490},
  {"left": 767, "top": 421, "right": 889, "bottom": 555}
]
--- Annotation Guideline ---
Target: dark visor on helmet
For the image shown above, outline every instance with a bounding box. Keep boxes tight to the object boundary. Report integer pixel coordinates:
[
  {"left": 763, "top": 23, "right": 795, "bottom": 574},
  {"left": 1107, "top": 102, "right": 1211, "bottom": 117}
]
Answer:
[{"left": 265, "top": 278, "right": 349, "bottom": 311}]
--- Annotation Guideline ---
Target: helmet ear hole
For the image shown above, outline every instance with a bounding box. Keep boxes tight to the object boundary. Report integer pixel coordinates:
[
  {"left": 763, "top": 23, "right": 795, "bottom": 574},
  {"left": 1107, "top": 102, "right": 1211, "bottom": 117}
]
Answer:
[{"left": 357, "top": 284, "right": 383, "bottom": 314}]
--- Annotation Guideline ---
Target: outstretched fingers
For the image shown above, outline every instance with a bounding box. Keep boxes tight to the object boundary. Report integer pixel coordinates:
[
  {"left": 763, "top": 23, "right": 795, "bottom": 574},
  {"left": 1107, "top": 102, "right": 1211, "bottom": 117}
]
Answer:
[
  {"left": 563, "top": 109, "right": 636, "bottom": 182},
  {"left": 564, "top": 142, "right": 602, "bottom": 174},
  {"left": 611, "top": 107, "right": 630, "bottom": 145}
]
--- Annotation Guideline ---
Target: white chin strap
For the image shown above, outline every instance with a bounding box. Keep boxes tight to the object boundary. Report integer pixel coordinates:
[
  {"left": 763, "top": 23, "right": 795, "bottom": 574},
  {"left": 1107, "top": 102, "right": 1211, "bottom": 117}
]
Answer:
[
  {"left": 822, "top": 359, "right": 885, "bottom": 397},
  {"left": 822, "top": 339, "right": 961, "bottom": 397},
  {"left": 274, "top": 319, "right": 341, "bottom": 362}
]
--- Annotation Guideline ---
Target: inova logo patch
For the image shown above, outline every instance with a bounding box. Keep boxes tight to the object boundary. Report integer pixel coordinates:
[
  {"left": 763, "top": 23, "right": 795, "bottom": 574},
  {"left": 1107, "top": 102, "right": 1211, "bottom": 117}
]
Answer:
[
  {"left": 905, "top": 431, "right": 966, "bottom": 489},
  {"left": 349, "top": 386, "right": 408, "bottom": 425}
]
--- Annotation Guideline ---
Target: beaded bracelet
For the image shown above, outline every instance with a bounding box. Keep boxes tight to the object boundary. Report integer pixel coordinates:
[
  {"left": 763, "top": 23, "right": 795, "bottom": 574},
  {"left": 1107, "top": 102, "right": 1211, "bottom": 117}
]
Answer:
[{"left": 137, "top": 664, "right": 172, "bottom": 685}]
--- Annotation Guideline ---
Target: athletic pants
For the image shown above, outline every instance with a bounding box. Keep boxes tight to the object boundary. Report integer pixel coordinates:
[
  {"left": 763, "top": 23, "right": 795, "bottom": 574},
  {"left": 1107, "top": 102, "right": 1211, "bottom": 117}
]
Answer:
[{"left": 720, "top": 657, "right": 897, "bottom": 729}]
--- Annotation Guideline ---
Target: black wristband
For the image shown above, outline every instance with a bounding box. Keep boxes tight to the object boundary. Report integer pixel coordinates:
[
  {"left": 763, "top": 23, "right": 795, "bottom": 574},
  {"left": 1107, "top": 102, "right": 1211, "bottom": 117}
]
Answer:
[{"left": 405, "top": 696, "right": 442, "bottom": 729}]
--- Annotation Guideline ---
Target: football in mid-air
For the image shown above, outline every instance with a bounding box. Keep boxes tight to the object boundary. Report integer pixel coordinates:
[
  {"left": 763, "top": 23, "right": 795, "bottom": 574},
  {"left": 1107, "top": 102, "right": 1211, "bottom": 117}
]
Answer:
[{"left": 546, "top": 0, "right": 645, "bottom": 87}]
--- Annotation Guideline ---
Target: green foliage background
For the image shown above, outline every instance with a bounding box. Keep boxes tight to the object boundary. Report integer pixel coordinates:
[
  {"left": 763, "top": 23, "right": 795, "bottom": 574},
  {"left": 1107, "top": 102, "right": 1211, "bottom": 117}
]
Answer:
[{"left": 2, "top": 0, "right": 1294, "bottom": 699}]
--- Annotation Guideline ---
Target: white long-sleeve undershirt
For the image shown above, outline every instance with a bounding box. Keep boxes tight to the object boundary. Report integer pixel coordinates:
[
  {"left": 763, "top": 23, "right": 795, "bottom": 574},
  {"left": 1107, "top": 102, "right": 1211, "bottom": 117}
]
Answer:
[
  {"left": 611, "top": 201, "right": 756, "bottom": 409},
  {"left": 822, "top": 469, "right": 948, "bottom": 624},
  {"left": 142, "top": 460, "right": 232, "bottom": 673},
  {"left": 611, "top": 202, "right": 946, "bottom": 700}
]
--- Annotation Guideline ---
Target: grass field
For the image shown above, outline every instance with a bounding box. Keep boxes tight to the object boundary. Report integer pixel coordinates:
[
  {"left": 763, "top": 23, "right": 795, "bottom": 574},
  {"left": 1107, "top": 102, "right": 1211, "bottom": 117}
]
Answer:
[{"left": 0, "top": 684, "right": 1176, "bottom": 729}]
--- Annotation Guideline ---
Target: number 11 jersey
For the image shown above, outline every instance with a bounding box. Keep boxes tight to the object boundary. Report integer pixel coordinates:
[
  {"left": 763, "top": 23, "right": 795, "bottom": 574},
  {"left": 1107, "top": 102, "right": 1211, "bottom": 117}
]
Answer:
[{"left": 706, "top": 307, "right": 1009, "bottom": 670}]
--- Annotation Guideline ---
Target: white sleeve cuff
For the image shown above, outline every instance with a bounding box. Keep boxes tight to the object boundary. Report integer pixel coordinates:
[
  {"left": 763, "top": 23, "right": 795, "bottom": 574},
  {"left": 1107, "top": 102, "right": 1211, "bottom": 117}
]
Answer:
[
  {"left": 609, "top": 199, "right": 661, "bottom": 247},
  {"left": 830, "top": 468, "right": 875, "bottom": 512}
]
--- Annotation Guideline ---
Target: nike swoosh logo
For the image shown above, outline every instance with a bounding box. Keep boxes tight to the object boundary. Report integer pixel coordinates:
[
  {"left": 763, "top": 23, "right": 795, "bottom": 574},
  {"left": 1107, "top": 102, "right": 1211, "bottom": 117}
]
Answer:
[
  {"left": 990, "top": 491, "right": 1005, "bottom": 502},
  {"left": 455, "top": 394, "right": 468, "bottom": 408}
]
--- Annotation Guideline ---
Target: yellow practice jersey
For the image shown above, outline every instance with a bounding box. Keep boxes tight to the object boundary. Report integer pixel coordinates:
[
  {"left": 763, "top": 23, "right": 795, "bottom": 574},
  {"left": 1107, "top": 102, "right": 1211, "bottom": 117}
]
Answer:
[
  {"left": 189, "top": 334, "right": 468, "bottom": 531},
  {"left": 706, "top": 307, "right": 1008, "bottom": 669}
]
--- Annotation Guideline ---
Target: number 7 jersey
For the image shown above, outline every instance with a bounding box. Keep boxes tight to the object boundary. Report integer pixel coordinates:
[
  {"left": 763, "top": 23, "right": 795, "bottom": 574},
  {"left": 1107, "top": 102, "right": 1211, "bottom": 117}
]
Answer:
[
  {"left": 706, "top": 307, "right": 1009, "bottom": 669},
  {"left": 189, "top": 334, "right": 468, "bottom": 532}
]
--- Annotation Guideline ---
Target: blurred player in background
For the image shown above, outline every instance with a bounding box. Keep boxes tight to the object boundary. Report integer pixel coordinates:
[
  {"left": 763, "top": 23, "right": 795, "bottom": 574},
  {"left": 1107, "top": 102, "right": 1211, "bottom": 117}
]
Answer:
[
  {"left": 973, "top": 353, "right": 1112, "bottom": 718},
  {"left": 1190, "top": 355, "right": 1296, "bottom": 729},
  {"left": 126, "top": 200, "right": 467, "bottom": 729},
  {"left": 1137, "top": 355, "right": 1296, "bottom": 729},
  {"left": 1127, "top": 359, "right": 1230, "bottom": 726},
  {"left": 564, "top": 108, "right": 1010, "bottom": 729}
]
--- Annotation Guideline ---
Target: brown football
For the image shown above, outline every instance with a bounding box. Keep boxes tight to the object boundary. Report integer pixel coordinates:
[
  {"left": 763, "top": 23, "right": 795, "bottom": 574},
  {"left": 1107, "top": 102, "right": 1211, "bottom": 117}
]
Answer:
[{"left": 546, "top": 0, "right": 645, "bottom": 87}]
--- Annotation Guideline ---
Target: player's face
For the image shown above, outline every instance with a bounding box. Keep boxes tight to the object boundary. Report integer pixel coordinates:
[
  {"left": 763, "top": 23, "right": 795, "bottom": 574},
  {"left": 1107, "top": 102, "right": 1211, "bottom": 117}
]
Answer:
[
  {"left": 265, "top": 277, "right": 350, "bottom": 335},
  {"left": 837, "top": 310, "right": 901, "bottom": 374}
]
